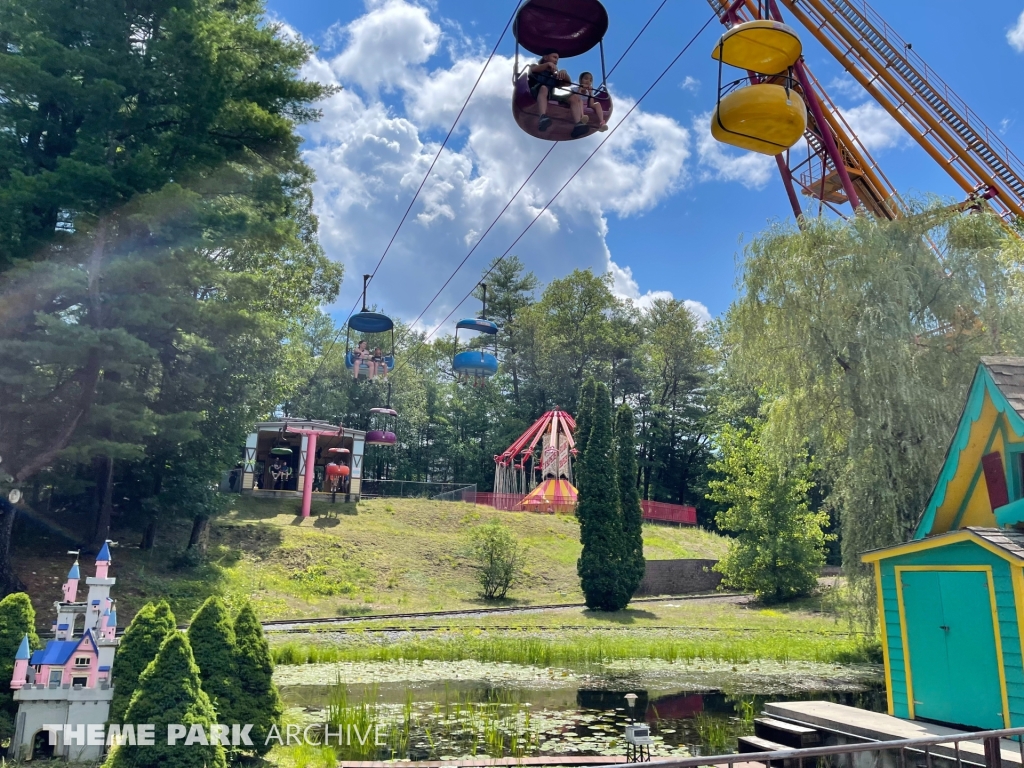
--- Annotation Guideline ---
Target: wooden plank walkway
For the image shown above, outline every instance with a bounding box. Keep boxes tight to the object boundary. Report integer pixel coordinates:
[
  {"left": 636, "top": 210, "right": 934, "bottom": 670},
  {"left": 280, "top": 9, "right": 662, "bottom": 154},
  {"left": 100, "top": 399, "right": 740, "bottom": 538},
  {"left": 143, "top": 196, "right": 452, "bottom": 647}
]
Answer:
[{"left": 765, "top": 701, "right": 1024, "bottom": 766}]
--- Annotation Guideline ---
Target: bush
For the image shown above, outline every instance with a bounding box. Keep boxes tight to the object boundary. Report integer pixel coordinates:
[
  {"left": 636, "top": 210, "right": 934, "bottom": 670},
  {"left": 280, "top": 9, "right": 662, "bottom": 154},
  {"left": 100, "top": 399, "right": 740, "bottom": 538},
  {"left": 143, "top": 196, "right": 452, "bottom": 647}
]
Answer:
[
  {"left": 111, "top": 600, "right": 177, "bottom": 722},
  {"left": 467, "top": 521, "right": 526, "bottom": 600}
]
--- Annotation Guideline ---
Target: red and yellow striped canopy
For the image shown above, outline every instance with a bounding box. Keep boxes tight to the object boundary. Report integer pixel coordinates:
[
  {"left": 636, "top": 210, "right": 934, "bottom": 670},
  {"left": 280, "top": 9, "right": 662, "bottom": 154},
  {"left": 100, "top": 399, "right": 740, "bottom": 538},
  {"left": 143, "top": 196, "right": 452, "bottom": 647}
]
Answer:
[{"left": 518, "top": 478, "right": 578, "bottom": 514}]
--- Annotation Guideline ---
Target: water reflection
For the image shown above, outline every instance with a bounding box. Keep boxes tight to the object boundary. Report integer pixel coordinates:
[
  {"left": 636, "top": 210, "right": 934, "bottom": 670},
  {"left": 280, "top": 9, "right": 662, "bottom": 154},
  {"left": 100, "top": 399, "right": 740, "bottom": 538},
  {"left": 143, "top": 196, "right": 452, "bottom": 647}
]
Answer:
[{"left": 280, "top": 681, "right": 886, "bottom": 760}]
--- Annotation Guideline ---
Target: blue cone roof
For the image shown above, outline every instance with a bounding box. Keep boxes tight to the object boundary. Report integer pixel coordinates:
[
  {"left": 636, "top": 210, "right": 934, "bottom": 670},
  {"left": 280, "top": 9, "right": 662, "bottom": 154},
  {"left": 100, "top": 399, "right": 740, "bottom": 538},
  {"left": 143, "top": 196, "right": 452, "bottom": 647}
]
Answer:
[
  {"left": 67, "top": 561, "right": 80, "bottom": 579},
  {"left": 15, "top": 635, "right": 30, "bottom": 661},
  {"left": 96, "top": 542, "right": 111, "bottom": 562}
]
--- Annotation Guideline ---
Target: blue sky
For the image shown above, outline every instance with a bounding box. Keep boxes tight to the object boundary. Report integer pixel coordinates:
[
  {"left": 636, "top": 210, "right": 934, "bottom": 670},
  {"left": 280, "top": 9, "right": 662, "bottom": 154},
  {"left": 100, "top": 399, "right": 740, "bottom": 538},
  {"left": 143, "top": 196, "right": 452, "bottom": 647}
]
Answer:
[{"left": 267, "top": 0, "right": 1024, "bottom": 329}]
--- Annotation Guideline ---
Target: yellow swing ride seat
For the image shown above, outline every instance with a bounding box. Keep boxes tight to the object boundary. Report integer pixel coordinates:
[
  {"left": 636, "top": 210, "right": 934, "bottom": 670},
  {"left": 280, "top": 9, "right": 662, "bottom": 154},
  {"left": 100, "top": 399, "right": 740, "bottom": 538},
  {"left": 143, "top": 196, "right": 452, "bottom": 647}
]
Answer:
[{"left": 709, "top": 20, "right": 807, "bottom": 156}]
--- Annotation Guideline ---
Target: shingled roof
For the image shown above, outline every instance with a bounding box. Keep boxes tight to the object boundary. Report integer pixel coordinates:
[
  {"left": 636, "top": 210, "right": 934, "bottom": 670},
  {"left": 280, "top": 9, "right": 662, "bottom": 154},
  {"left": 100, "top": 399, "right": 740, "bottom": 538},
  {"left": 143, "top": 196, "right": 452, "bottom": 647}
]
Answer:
[
  {"left": 966, "top": 527, "right": 1024, "bottom": 560},
  {"left": 981, "top": 357, "right": 1024, "bottom": 419}
]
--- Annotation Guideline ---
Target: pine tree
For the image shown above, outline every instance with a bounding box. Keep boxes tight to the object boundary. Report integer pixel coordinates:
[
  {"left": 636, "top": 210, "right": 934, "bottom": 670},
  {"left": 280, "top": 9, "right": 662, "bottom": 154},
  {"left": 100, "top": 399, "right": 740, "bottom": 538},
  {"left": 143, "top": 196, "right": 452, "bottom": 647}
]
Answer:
[
  {"left": 232, "top": 604, "right": 282, "bottom": 756},
  {"left": 615, "top": 404, "right": 646, "bottom": 597},
  {"left": 186, "top": 598, "right": 240, "bottom": 733},
  {"left": 576, "top": 383, "right": 630, "bottom": 611},
  {"left": 0, "top": 593, "right": 39, "bottom": 741},
  {"left": 104, "top": 633, "right": 227, "bottom": 768},
  {"left": 574, "top": 378, "right": 597, "bottom": 485},
  {"left": 111, "top": 601, "right": 177, "bottom": 722}
]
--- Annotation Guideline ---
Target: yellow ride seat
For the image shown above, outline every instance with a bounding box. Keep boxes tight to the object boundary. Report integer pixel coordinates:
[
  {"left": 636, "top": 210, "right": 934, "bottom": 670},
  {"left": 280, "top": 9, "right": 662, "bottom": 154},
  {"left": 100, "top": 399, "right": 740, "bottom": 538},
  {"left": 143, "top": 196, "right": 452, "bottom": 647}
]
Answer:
[
  {"left": 711, "top": 20, "right": 803, "bottom": 74},
  {"left": 710, "top": 83, "right": 807, "bottom": 156}
]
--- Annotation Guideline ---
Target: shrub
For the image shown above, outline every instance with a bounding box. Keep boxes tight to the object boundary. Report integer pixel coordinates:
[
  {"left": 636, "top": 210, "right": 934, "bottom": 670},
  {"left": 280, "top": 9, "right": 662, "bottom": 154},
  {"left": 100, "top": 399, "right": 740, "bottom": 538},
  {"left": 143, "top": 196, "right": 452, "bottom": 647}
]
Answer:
[
  {"left": 232, "top": 603, "right": 283, "bottom": 756},
  {"left": 467, "top": 521, "right": 526, "bottom": 600},
  {"left": 111, "top": 600, "right": 176, "bottom": 722}
]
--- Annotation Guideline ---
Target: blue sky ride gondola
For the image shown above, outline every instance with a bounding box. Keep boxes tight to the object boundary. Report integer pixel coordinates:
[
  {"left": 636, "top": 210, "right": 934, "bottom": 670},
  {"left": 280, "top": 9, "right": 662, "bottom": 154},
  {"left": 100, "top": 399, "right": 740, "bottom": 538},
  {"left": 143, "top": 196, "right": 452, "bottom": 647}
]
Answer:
[
  {"left": 346, "top": 274, "right": 395, "bottom": 379},
  {"left": 453, "top": 284, "right": 499, "bottom": 387}
]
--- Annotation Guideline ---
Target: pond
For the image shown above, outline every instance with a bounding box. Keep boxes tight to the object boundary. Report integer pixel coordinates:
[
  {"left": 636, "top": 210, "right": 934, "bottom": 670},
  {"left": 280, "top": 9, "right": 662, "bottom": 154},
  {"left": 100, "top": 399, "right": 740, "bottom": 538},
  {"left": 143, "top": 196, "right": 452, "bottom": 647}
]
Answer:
[{"left": 275, "top": 658, "right": 885, "bottom": 762}]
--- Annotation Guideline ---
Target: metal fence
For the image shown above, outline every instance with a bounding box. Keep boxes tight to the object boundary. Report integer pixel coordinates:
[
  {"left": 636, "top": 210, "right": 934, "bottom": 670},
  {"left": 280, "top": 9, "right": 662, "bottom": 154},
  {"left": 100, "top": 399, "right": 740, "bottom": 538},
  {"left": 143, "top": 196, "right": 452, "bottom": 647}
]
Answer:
[
  {"left": 630, "top": 724, "right": 1024, "bottom": 768},
  {"left": 430, "top": 484, "right": 478, "bottom": 504},
  {"left": 360, "top": 480, "right": 476, "bottom": 500}
]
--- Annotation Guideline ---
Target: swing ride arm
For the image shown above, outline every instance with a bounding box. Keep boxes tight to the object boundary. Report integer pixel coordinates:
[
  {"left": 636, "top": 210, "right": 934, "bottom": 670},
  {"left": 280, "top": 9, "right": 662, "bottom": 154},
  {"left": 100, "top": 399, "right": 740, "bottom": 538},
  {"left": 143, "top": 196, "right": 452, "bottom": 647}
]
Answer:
[{"left": 708, "top": 0, "right": 1024, "bottom": 224}]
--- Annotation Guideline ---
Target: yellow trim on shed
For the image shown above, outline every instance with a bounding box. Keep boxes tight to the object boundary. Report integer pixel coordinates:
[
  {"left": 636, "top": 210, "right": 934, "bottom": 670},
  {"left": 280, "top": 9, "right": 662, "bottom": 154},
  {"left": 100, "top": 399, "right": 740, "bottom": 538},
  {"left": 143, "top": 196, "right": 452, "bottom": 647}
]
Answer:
[
  {"left": 874, "top": 560, "right": 895, "bottom": 715},
  {"left": 863, "top": 529, "right": 1024, "bottom": 565}
]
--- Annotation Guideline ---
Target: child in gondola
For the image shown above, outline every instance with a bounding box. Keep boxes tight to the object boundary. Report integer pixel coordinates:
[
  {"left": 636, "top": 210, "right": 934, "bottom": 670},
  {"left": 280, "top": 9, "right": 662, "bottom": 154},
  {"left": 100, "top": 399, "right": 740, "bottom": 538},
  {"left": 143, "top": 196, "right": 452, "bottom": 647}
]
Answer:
[
  {"left": 572, "top": 72, "right": 608, "bottom": 132},
  {"left": 352, "top": 340, "right": 370, "bottom": 379},
  {"left": 371, "top": 347, "right": 388, "bottom": 381},
  {"left": 528, "top": 51, "right": 588, "bottom": 137}
]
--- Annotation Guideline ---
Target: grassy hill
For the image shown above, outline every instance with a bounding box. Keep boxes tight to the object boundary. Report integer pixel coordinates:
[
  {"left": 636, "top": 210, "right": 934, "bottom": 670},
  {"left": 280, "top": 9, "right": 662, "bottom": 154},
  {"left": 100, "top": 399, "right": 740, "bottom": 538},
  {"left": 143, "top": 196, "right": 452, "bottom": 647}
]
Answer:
[{"left": 13, "top": 497, "right": 728, "bottom": 626}]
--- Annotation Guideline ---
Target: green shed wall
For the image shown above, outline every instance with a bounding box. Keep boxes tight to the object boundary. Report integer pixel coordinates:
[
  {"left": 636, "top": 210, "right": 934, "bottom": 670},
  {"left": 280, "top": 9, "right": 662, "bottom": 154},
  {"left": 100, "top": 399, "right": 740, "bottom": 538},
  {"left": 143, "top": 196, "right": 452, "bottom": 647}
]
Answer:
[{"left": 878, "top": 540, "right": 1024, "bottom": 724}]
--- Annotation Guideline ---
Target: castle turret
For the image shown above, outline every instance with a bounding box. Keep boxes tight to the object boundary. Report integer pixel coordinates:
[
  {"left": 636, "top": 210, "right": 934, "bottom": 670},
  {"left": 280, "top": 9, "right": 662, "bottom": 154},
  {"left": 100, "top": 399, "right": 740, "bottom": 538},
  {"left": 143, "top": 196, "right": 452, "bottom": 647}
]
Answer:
[
  {"left": 10, "top": 635, "right": 30, "bottom": 690},
  {"left": 103, "top": 602, "right": 117, "bottom": 641},
  {"left": 62, "top": 560, "right": 80, "bottom": 603},
  {"left": 94, "top": 541, "right": 111, "bottom": 580}
]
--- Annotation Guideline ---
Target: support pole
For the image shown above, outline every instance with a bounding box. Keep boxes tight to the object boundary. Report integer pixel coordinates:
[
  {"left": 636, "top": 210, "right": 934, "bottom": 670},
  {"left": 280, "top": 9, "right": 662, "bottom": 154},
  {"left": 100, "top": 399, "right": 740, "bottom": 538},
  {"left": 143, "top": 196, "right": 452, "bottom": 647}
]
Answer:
[
  {"left": 775, "top": 153, "right": 804, "bottom": 219},
  {"left": 301, "top": 432, "right": 318, "bottom": 518}
]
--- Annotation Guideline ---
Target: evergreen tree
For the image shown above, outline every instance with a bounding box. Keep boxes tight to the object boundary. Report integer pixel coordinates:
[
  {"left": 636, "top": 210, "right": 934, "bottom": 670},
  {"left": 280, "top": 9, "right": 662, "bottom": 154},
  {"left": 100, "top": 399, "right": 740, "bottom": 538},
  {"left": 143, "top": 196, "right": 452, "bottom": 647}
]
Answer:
[
  {"left": 576, "top": 383, "right": 630, "bottom": 611},
  {"left": 187, "top": 598, "right": 240, "bottom": 736},
  {"left": 232, "top": 604, "right": 282, "bottom": 756},
  {"left": 111, "top": 601, "right": 177, "bottom": 722},
  {"left": 0, "top": 593, "right": 39, "bottom": 741},
  {"left": 105, "top": 633, "right": 227, "bottom": 768},
  {"left": 575, "top": 379, "right": 597, "bottom": 465},
  {"left": 615, "top": 405, "right": 646, "bottom": 596}
]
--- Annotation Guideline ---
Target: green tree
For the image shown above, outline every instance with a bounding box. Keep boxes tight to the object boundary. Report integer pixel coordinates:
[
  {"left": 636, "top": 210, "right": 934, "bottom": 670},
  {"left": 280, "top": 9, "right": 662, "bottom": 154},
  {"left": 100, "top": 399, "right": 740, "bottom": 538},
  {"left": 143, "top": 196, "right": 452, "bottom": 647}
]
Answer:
[
  {"left": 727, "top": 208, "right": 1023, "bottom": 598},
  {"left": 0, "top": 0, "right": 341, "bottom": 568},
  {"left": 576, "top": 383, "right": 630, "bottom": 611},
  {"left": 708, "top": 421, "right": 829, "bottom": 603},
  {"left": 186, "top": 598, "right": 240, "bottom": 738},
  {"left": 467, "top": 521, "right": 526, "bottom": 600},
  {"left": 0, "top": 593, "right": 39, "bottom": 741},
  {"left": 105, "top": 633, "right": 226, "bottom": 768},
  {"left": 575, "top": 379, "right": 597, "bottom": 462},
  {"left": 615, "top": 405, "right": 645, "bottom": 596},
  {"left": 111, "top": 601, "right": 177, "bottom": 722},
  {"left": 232, "top": 604, "right": 282, "bottom": 756}
]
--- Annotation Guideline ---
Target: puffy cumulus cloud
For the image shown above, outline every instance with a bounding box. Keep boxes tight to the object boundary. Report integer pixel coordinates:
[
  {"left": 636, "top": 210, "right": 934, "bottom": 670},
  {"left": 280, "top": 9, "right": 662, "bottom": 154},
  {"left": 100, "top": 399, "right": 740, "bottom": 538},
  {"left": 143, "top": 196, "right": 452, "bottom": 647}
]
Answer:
[
  {"left": 692, "top": 112, "right": 774, "bottom": 189},
  {"left": 1009, "top": 10, "right": 1024, "bottom": 53},
  {"left": 608, "top": 262, "right": 711, "bottom": 325},
  {"left": 839, "top": 101, "right": 906, "bottom": 153},
  {"left": 300, "top": 0, "right": 709, "bottom": 329}
]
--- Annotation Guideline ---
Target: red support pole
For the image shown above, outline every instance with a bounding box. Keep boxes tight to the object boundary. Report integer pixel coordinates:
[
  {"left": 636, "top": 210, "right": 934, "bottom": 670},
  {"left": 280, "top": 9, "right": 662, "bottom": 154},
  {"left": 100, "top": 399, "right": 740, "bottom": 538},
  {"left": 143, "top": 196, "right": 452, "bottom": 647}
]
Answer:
[{"left": 301, "top": 432, "right": 318, "bottom": 518}]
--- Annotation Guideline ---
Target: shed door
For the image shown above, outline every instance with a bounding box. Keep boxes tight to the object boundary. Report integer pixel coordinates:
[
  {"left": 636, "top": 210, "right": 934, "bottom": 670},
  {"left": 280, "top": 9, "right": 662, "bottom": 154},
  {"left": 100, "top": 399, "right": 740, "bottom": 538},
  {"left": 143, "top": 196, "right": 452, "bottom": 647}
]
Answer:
[{"left": 901, "top": 570, "right": 1003, "bottom": 729}]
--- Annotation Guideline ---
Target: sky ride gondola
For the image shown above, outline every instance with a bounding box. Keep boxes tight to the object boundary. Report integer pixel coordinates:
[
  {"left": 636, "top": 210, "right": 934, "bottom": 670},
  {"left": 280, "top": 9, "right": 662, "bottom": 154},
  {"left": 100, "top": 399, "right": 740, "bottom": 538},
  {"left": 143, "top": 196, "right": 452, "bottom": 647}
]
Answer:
[
  {"left": 710, "top": 18, "right": 806, "bottom": 156},
  {"left": 453, "top": 284, "right": 499, "bottom": 386},
  {"left": 511, "top": 0, "right": 613, "bottom": 141},
  {"left": 346, "top": 274, "right": 395, "bottom": 379},
  {"left": 366, "top": 407, "right": 398, "bottom": 447}
]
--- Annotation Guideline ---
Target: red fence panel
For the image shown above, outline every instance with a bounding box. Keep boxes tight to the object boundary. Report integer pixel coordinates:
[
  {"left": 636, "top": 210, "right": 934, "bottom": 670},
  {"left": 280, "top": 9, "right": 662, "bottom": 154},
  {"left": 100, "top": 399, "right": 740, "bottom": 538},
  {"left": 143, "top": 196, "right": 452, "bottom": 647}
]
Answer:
[
  {"left": 473, "top": 492, "right": 696, "bottom": 525},
  {"left": 640, "top": 500, "right": 697, "bottom": 525}
]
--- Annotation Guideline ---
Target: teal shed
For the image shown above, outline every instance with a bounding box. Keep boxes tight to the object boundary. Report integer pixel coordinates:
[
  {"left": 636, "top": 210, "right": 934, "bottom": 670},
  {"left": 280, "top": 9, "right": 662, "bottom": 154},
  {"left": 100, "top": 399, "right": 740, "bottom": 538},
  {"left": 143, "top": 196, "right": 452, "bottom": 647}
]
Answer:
[{"left": 863, "top": 358, "right": 1024, "bottom": 730}]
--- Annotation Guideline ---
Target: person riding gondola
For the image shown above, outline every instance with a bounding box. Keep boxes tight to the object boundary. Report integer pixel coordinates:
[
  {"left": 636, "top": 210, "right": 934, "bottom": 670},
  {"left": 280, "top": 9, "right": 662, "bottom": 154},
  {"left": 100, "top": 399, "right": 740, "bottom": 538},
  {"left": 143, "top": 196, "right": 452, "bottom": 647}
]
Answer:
[{"left": 529, "top": 52, "right": 587, "bottom": 136}]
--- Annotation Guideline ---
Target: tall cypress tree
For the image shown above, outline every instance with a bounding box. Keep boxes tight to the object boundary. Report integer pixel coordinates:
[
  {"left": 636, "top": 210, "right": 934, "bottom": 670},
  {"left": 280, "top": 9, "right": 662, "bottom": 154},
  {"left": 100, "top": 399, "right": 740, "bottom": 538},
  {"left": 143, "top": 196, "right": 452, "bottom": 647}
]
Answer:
[
  {"left": 576, "top": 383, "right": 630, "bottom": 611},
  {"left": 615, "top": 404, "right": 646, "bottom": 598},
  {"left": 187, "top": 598, "right": 240, "bottom": 739},
  {"left": 111, "top": 601, "right": 177, "bottom": 722},
  {"left": 0, "top": 593, "right": 38, "bottom": 741},
  {"left": 575, "top": 379, "right": 597, "bottom": 463},
  {"left": 105, "top": 633, "right": 227, "bottom": 768},
  {"left": 232, "top": 604, "right": 282, "bottom": 756}
]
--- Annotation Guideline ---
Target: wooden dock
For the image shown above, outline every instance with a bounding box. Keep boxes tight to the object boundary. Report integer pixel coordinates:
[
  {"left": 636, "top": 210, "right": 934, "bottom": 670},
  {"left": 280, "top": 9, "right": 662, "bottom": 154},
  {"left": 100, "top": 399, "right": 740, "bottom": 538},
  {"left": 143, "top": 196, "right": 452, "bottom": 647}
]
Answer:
[{"left": 766, "top": 701, "right": 1024, "bottom": 767}]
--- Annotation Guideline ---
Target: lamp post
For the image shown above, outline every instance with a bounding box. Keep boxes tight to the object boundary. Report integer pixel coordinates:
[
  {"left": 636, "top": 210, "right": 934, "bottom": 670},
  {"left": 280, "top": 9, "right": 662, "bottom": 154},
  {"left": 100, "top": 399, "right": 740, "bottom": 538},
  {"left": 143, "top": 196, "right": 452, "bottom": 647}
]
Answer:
[{"left": 623, "top": 692, "right": 652, "bottom": 763}]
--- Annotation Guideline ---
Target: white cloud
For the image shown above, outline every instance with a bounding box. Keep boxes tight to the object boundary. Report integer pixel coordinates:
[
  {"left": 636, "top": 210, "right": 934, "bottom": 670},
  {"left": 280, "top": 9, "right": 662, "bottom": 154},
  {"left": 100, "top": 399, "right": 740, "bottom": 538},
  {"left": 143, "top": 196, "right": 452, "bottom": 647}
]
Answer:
[
  {"left": 1000, "top": 118, "right": 1013, "bottom": 135},
  {"left": 692, "top": 112, "right": 774, "bottom": 189},
  {"left": 839, "top": 101, "right": 905, "bottom": 153},
  {"left": 828, "top": 74, "right": 863, "bottom": 99},
  {"left": 680, "top": 76, "right": 700, "bottom": 93},
  {"left": 301, "top": 0, "right": 704, "bottom": 330},
  {"left": 608, "top": 261, "right": 710, "bottom": 323},
  {"left": 1008, "top": 9, "right": 1024, "bottom": 52}
]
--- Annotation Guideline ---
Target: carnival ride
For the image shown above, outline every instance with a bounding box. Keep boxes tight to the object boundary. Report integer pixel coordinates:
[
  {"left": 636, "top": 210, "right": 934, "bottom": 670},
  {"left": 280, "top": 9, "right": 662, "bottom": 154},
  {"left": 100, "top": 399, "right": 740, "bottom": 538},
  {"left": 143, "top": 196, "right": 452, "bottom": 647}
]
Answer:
[
  {"left": 705, "top": 0, "right": 1024, "bottom": 224},
  {"left": 453, "top": 284, "right": 500, "bottom": 386},
  {"left": 511, "top": 0, "right": 614, "bottom": 141},
  {"left": 494, "top": 409, "right": 578, "bottom": 513},
  {"left": 346, "top": 274, "right": 395, "bottom": 380}
]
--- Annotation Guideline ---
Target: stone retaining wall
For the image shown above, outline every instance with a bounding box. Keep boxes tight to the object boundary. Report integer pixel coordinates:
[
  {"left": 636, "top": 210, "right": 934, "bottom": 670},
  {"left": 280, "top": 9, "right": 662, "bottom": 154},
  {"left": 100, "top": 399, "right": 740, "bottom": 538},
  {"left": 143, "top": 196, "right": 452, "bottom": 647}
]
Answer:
[{"left": 634, "top": 559, "right": 722, "bottom": 596}]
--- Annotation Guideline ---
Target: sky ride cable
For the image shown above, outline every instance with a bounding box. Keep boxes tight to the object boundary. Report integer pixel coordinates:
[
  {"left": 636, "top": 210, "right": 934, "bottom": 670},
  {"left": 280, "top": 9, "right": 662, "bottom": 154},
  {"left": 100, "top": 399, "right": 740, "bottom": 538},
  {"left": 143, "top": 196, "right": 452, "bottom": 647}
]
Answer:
[
  {"left": 301, "top": 0, "right": 520, "bottom": 391},
  {"left": 390, "top": 13, "right": 719, "bottom": 376},
  {"left": 390, "top": 0, "right": 675, "bottom": 354}
]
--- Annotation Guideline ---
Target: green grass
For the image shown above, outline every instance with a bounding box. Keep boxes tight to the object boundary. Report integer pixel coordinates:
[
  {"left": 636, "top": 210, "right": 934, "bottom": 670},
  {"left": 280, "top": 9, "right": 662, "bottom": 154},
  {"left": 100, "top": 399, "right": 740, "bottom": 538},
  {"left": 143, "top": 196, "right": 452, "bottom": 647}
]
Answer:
[
  {"left": 14, "top": 496, "right": 729, "bottom": 625},
  {"left": 270, "top": 626, "right": 879, "bottom": 666}
]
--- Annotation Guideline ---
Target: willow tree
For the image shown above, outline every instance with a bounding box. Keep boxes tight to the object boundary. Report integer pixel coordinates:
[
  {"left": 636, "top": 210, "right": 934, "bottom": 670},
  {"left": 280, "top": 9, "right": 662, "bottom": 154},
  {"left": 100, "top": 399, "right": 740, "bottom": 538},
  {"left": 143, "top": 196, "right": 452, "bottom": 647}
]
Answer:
[{"left": 728, "top": 206, "right": 1024, "bottom": 591}]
